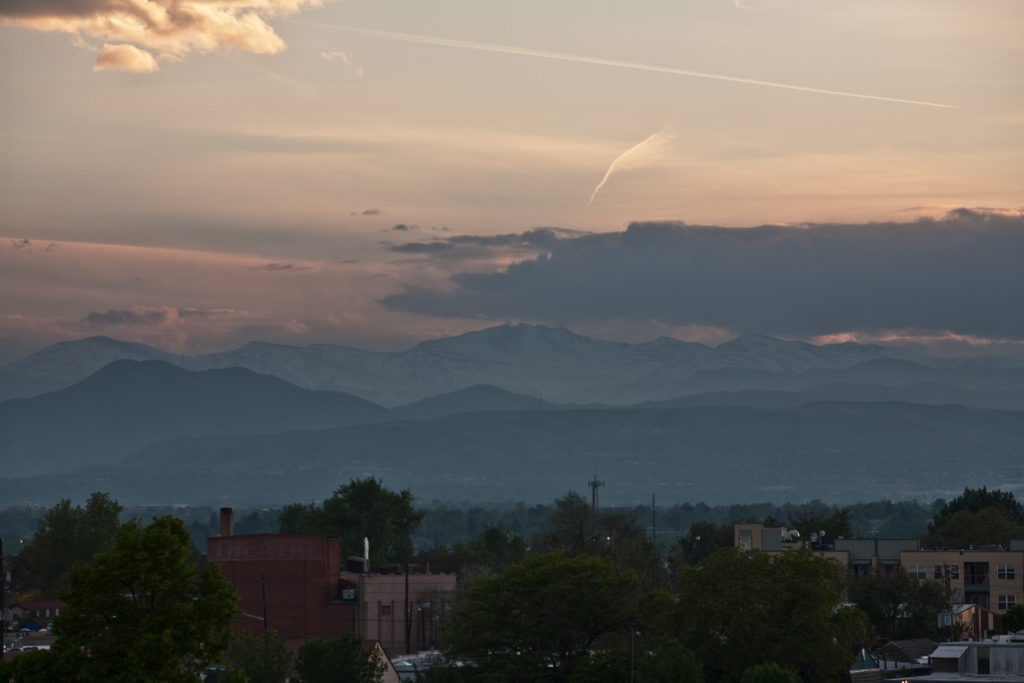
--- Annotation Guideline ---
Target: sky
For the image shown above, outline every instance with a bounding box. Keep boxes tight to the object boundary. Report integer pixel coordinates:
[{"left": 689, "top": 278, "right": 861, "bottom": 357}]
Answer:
[{"left": 1, "top": 0, "right": 1022, "bottom": 362}]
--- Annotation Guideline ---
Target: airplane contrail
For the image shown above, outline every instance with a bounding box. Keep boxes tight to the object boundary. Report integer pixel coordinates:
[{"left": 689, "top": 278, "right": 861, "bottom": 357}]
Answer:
[
  {"left": 589, "top": 127, "right": 676, "bottom": 207},
  {"left": 310, "top": 23, "right": 957, "bottom": 109}
]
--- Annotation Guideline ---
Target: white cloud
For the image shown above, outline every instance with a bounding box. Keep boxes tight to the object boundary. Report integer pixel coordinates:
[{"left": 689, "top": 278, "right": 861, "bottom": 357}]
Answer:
[
  {"left": 93, "top": 43, "right": 160, "bottom": 73},
  {"left": 0, "top": 0, "right": 325, "bottom": 71}
]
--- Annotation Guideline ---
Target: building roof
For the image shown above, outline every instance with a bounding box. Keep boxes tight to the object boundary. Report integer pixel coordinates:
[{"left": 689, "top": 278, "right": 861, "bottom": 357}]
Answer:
[
  {"left": 930, "top": 645, "right": 969, "bottom": 659},
  {"left": 851, "top": 648, "right": 880, "bottom": 671},
  {"left": 884, "top": 638, "right": 937, "bottom": 662}
]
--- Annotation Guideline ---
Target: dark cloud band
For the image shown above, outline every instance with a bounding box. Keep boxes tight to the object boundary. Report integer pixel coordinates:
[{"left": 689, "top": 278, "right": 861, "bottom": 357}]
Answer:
[{"left": 380, "top": 209, "right": 1024, "bottom": 340}]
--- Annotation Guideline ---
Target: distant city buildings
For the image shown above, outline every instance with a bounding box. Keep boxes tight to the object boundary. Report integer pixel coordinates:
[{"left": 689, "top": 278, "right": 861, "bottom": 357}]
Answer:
[{"left": 735, "top": 523, "right": 1024, "bottom": 618}]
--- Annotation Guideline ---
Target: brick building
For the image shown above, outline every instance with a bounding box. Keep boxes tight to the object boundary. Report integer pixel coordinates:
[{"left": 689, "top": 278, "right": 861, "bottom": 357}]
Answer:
[{"left": 208, "top": 508, "right": 455, "bottom": 655}]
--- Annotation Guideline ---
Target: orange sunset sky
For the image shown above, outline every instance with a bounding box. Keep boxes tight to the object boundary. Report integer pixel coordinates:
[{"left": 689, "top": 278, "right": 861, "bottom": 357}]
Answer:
[{"left": 1, "top": 0, "right": 1022, "bottom": 361}]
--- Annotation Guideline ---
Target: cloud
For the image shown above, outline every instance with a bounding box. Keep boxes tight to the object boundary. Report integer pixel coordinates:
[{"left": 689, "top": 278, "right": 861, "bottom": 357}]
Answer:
[
  {"left": 93, "top": 43, "right": 159, "bottom": 72},
  {"left": 321, "top": 49, "right": 352, "bottom": 63},
  {"left": 380, "top": 209, "right": 1024, "bottom": 341},
  {"left": 321, "top": 48, "right": 364, "bottom": 76},
  {"left": 315, "top": 24, "right": 956, "bottom": 109},
  {"left": 390, "top": 227, "right": 583, "bottom": 255},
  {"left": 83, "top": 307, "right": 172, "bottom": 327},
  {"left": 0, "top": 0, "right": 323, "bottom": 71},
  {"left": 362, "top": 208, "right": 383, "bottom": 216},
  {"left": 251, "top": 262, "right": 313, "bottom": 271},
  {"left": 10, "top": 238, "right": 31, "bottom": 250},
  {"left": 588, "top": 126, "right": 676, "bottom": 207}
]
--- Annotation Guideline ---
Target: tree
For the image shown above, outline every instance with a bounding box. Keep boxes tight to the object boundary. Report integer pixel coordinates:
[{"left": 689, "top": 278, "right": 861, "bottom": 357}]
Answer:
[
  {"left": 296, "top": 633, "right": 386, "bottom": 683},
  {"left": 1003, "top": 604, "right": 1024, "bottom": 634},
  {"left": 280, "top": 478, "right": 424, "bottom": 564},
  {"left": 533, "top": 492, "right": 667, "bottom": 591},
  {"left": 931, "top": 486, "right": 1024, "bottom": 529},
  {"left": 672, "top": 520, "right": 735, "bottom": 567},
  {"left": 444, "top": 552, "right": 641, "bottom": 681},
  {"left": 531, "top": 491, "right": 594, "bottom": 555},
  {"left": 924, "top": 487, "right": 1024, "bottom": 547},
  {"left": 789, "top": 506, "right": 853, "bottom": 541},
  {"left": 226, "top": 629, "right": 294, "bottom": 683},
  {"left": 676, "top": 548, "right": 866, "bottom": 682},
  {"left": 567, "top": 641, "right": 704, "bottom": 683},
  {"left": 847, "top": 568, "right": 947, "bottom": 641},
  {"left": 420, "top": 525, "right": 528, "bottom": 575},
  {"left": 740, "top": 663, "right": 801, "bottom": 683},
  {"left": 15, "top": 492, "right": 122, "bottom": 595},
  {"left": 40, "top": 516, "right": 239, "bottom": 682},
  {"left": 924, "top": 507, "right": 1024, "bottom": 548}
]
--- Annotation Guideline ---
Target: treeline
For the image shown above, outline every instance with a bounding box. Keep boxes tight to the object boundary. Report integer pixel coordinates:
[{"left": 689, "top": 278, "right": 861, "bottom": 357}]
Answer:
[
  {"left": 6, "top": 484, "right": 1024, "bottom": 682},
  {"left": 0, "top": 495, "right": 937, "bottom": 557}
]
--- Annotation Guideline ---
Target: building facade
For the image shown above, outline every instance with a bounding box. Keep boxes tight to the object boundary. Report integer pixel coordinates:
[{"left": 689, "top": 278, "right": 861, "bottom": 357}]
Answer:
[
  {"left": 207, "top": 508, "right": 455, "bottom": 655},
  {"left": 900, "top": 549, "right": 1024, "bottom": 614}
]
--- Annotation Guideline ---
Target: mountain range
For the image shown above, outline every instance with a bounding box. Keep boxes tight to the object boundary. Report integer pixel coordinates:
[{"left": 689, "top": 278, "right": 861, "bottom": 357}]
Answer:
[
  {"left": 3, "top": 324, "right": 1022, "bottom": 406},
  {"left": 2, "top": 324, "right": 1024, "bottom": 506}
]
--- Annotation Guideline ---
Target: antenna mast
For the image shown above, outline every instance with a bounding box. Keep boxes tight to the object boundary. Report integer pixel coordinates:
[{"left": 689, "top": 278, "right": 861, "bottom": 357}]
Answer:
[{"left": 587, "top": 474, "right": 604, "bottom": 518}]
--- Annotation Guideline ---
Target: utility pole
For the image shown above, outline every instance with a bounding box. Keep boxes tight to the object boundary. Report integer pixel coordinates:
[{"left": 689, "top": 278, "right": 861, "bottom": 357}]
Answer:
[
  {"left": 262, "top": 572, "right": 269, "bottom": 633},
  {"left": 651, "top": 492, "right": 656, "bottom": 543},
  {"left": 1, "top": 538, "right": 5, "bottom": 656},
  {"left": 404, "top": 564, "right": 411, "bottom": 655},
  {"left": 587, "top": 475, "right": 604, "bottom": 518}
]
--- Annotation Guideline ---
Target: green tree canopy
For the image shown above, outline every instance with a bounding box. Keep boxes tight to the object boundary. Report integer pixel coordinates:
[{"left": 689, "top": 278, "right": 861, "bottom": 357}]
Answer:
[
  {"left": 296, "top": 633, "right": 386, "bottom": 683},
  {"left": 42, "top": 516, "right": 239, "bottom": 682},
  {"left": 927, "top": 486, "right": 1024, "bottom": 547},
  {"left": 15, "top": 492, "right": 122, "bottom": 596},
  {"left": 931, "top": 487, "right": 1024, "bottom": 528},
  {"left": 788, "top": 506, "right": 853, "bottom": 541},
  {"left": 533, "top": 492, "right": 666, "bottom": 591},
  {"left": 672, "top": 520, "right": 735, "bottom": 567},
  {"left": 847, "top": 568, "right": 946, "bottom": 641},
  {"left": 422, "top": 524, "right": 528, "bottom": 574},
  {"left": 1003, "top": 604, "right": 1024, "bottom": 634},
  {"left": 226, "top": 629, "right": 294, "bottom": 683},
  {"left": 924, "top": 506, "right": 1024, "bottom": 548},
  {"left": 676, "top": 548, "right": 866, "bottom": 682},
  {"left": 444, "top": 551, "right": 641, "bottom": 681},
  {"left": 279, "top": 478, "right": 424, "bottom": 564},
  {"left": 531, "top": 491, "right": 594, "bottom": 554},
  {"left": 739, "top": 663, "right": 801, "bottom": 683}
]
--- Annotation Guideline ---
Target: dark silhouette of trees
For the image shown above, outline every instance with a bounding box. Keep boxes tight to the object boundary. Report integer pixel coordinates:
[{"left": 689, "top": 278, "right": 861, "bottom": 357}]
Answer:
[
  {"left": 676, "top": 547, "right": 867, "bottom": 682},
  {"left": 225, "top": 629, "right": 294, "bottom": 683},
  {"left": 279, "top": 477, "right": 424, "bottom": 564},
  {"left": 15, "top": 492, "right": 122, "bottom": 596},
  {"left": 2, "top": 516, "right": 238, "bottom": 682},
  {"left": 444, "top": 552, "right": 640, "bottom": 681},
  {"left": 925, "top": 487, "right": 1024, "bottom": 547},
  {"left": 847, "top": 569, "right": 947, "bottom": 641},
  {"left": 296, "top": 633, "right": 386, "bottom": 683}
]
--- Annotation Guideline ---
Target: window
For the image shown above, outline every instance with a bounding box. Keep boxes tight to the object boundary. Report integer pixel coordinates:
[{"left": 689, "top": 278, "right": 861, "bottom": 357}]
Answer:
[
  {"left": 998, "top": 565, "right": 1016, "bottom": 580},
  {"left": 738, "top": 529, "right": 753, "bottom": 551},
  {"left": 380, "top": 604, "right": 391, "bottom": 616},
  {"left": 950, "top": 565, "right": 960, "bottom": 580},
  {"left": 998, "top": 595, "right": 1016, "bottom": 610},
  {"left": 909, "top": 564, "right": 927, "bottom": 579},
  {"left": 934, "top": 565, "right": 944, "bottom": 579}
]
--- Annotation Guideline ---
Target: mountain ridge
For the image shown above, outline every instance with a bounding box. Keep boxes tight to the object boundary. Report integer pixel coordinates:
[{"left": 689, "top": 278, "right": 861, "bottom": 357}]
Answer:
[{"left": 2, "top": 324, "right": 994, "bottom": 406}]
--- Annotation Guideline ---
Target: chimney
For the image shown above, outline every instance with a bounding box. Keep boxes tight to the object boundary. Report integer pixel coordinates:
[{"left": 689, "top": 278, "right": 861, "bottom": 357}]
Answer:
[{"left": 220, "top": 507, "right": 234, "bottom": 537}]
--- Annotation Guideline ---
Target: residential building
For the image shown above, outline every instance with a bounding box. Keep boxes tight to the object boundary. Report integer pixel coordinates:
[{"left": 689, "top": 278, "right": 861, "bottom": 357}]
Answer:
[
  {"left": 900, "top": 548, "right": 1024, "bottom": 615},
  {"left": 9, "top": 601, "right": 65, "bottom": 625}
]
